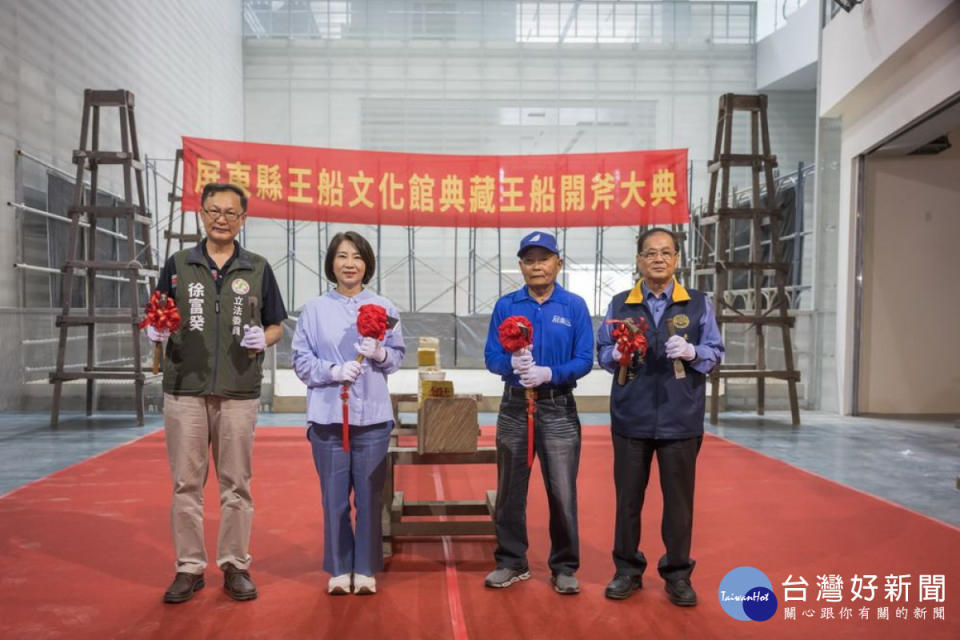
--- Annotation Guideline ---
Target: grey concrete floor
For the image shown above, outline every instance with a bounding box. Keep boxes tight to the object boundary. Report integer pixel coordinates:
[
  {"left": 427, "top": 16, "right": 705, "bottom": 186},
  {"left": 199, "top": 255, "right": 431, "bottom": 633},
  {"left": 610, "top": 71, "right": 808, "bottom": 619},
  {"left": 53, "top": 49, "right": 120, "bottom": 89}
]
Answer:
[{"left": 1, "top": 410, "right": 957, "bottom": 527}]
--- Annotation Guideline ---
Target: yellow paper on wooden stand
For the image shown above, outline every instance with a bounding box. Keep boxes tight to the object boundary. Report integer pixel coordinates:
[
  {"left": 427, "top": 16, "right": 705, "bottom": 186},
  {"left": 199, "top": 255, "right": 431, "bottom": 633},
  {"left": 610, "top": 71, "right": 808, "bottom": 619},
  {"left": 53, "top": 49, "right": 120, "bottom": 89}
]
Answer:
[{"left": 419, "top": 379, "right": 454, "bottom": 408}]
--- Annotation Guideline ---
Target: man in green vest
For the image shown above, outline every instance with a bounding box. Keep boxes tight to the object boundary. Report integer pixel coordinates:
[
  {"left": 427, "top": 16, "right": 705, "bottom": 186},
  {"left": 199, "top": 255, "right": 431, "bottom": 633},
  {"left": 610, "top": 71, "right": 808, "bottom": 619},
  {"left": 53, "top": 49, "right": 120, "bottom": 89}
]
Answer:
[{"left": 149, "top": 182, "right": 287, "bottom": 603}]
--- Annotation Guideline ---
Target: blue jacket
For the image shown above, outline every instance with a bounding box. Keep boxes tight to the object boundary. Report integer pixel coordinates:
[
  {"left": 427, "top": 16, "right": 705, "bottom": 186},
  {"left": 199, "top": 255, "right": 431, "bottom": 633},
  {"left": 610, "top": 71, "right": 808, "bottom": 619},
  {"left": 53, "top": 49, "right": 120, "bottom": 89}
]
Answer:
[
  {"left": 597, "top": 280, "right": 722, "bottom": 439},
  {"left": 485, "top": 284, "right": 594, "bottom": 388}
]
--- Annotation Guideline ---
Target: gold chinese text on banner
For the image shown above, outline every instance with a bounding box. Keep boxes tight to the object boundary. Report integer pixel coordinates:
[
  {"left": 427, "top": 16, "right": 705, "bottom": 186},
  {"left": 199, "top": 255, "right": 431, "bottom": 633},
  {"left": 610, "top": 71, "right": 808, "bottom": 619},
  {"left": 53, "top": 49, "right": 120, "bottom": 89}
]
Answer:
[{"left": 182, "top": 137, "right": 688, "bottom": 228}]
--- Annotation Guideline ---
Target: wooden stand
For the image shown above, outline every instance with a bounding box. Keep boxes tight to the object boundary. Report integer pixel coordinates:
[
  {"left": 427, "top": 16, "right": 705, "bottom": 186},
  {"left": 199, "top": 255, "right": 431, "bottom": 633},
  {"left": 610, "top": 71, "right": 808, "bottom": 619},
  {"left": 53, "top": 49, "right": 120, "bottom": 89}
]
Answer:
[
  {"left": 49, "top": 90, "right": 158, "bottom": 427},
  {"left": 382, "top": 395, "right": 495, "bottom": 556},
  {"left": 694, "top": 93, "right": 801, "bottom": 426}
]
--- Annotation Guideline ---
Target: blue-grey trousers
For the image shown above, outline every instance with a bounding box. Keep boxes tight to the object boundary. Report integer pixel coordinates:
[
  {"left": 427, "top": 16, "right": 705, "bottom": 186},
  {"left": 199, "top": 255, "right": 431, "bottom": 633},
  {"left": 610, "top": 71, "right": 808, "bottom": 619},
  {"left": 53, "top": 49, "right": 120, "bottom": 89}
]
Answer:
[
  {"left": 307, "top": 421, "right": 392, "bottom": 576},
  {"left": 493, "top": 387, "right": 582, "bottom": 576}
]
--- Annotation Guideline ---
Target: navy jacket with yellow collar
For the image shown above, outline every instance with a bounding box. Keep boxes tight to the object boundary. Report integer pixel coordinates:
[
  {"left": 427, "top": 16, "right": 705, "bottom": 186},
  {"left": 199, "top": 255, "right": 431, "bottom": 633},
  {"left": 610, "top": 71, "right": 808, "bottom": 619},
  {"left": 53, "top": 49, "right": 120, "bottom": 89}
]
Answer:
[{"left": 597, "top": 279, "right": 721, "bottom": 439}]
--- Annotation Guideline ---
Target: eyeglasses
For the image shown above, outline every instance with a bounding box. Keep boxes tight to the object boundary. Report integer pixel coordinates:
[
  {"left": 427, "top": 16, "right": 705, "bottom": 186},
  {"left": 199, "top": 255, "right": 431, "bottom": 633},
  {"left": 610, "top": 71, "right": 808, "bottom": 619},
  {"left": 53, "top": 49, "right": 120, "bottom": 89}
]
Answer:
[
  {"left": 639, "top": 249, "right": 677, "bottom": 260},
  {"left": 202, "top": 207, "right": 244, "bottom": 222}
]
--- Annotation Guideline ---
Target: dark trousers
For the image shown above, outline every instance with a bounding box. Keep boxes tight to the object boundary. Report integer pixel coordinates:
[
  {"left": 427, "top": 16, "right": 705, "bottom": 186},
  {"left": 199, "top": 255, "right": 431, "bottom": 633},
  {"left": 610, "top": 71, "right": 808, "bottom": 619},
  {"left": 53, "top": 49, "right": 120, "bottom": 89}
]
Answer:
[
  {"left": 494, "top": 388, "right": 581, "bottom": 576},
  {"left": 611, "top": 431, "right": 702, "bottom": 582}
]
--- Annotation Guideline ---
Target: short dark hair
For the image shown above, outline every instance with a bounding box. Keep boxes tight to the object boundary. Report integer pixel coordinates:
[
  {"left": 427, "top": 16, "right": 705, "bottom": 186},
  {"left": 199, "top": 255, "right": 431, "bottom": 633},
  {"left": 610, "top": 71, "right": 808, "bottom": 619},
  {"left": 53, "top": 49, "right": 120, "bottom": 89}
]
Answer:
[
  {"left": 637, "top": 227, "right": 679, "bottom": 253},
  {"left": 325, "top": 231, "right": 376, "bottom": 285},
  {"left": 201, "top": 182, "right": 248, "bottom": 212}
]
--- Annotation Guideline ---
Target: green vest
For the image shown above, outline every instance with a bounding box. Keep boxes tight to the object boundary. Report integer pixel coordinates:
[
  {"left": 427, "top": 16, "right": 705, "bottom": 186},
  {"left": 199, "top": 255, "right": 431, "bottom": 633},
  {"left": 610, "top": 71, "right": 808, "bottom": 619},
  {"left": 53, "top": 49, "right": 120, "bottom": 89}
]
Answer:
[{"left": 162, "top": 243, "right": 267, "bottom": 399}]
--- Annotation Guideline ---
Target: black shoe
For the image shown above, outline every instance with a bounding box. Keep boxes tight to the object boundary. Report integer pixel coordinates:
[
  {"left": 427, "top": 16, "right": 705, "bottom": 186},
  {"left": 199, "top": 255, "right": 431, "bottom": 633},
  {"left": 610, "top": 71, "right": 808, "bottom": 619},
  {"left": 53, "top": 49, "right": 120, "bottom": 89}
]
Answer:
[
  {"left": 604, "top": 574, "right": 643, "bottom": 600},
  {"left": 163, "top": 572, "right": 204, "bottom": 603},
  {"left": 223, "top": 563, "right": 258, "bottom": 601},
  {"left": 665, "top": 578, "right": 697, "bottom": 606}
]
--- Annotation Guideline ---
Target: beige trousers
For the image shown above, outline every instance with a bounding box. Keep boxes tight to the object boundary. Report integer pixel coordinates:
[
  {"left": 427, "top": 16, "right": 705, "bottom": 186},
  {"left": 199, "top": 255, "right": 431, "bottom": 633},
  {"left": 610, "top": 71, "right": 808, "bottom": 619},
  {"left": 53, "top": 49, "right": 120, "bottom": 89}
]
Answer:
[{"left": 163, "top": 393, "right": 259, "bottom": 574}]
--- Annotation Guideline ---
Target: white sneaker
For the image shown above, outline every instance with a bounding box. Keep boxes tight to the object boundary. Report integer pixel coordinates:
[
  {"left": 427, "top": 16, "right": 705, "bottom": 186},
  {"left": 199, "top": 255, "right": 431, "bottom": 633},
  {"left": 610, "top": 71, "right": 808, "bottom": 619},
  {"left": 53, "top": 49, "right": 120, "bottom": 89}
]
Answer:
[
  {"left": 328, "top": 573, "right": 351, "bottom": 595},
  {"left": 353, "top": 573, "right": 376, "bottom": 595}
]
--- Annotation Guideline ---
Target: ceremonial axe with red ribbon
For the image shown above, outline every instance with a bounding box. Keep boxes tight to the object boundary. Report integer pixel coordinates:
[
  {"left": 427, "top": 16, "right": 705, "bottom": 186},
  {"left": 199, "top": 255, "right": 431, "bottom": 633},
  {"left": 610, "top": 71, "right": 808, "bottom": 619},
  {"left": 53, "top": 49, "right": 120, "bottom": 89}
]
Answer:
[
  {"left": 608, "top": 316, "right": 650, "bottom": 385},
  {"left": 140, "top": 291, "right": 181, "bottom": 375},
  {"left": 498, "top": 315, "right": 536, "bottom": 468},
  {"left": 340, "top": 304, "right": 399, "bottom": 451}
]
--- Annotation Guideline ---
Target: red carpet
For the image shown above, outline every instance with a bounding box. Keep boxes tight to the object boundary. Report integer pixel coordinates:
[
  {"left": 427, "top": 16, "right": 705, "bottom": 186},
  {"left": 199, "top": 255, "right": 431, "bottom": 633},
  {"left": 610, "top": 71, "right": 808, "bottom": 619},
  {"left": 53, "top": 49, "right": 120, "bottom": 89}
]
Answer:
[{"left": 1, "top": 426, "right": 957, "bottom": 639}]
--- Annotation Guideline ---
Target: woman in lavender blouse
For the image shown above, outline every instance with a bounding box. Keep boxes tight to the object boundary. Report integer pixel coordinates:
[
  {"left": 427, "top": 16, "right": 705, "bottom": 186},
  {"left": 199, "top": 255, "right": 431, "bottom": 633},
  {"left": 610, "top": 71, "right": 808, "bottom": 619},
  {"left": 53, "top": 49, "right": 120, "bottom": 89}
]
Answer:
[{"left": 291, "top": 231, "right": 405, "bottom": 596}]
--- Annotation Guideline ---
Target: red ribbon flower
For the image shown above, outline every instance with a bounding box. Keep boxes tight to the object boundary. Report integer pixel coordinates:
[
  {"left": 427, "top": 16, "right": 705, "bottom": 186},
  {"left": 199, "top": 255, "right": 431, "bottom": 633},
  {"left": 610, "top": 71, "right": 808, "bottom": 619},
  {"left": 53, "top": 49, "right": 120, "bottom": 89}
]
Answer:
[
  {"left": 140, "top": 290, "right": 181, "bottom": 376},
  {"left": 610, "top": 317, "right": 650, "bottom": 365},
  {"left": 357, "top": 304, "right": 388, "bottom": 340},
  {"left": 341, "top": 303, "right": 389, "bottom": 453},
  {"left": 139, "top": 290, "right": 181, "bottom": 332},
  {"left": 498, "top": 315, "right": 533, "bottom": 353}
]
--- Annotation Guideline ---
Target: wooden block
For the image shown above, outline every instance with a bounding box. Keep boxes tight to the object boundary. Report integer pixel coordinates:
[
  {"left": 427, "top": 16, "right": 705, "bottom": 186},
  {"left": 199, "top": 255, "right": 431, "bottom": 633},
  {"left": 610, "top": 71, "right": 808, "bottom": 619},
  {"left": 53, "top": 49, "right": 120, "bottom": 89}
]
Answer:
[
  {"left": 418, "top": 396, "right": 479, "bottom": 454},
  {"left": 418, "top": 348, "right": 438, "bottom": 367},
  {"left": 418, "top": 336, "right": 440, "bottom": 349}
]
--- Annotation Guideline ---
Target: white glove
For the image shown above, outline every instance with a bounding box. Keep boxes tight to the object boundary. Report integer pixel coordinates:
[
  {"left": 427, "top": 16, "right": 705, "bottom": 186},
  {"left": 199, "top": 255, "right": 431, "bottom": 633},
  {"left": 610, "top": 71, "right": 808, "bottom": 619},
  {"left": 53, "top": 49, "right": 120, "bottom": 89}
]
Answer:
[
  {"left": 240, "top": 325, "right": 266, "bottom": 352},
  {"left": 511, "top": 348, "right": 533, "bottom": 374},
  {"left": 332, "top": 360, "right": 364, "bottom": 384},
  {"left": 665, "top": 335, "right": 696, "bottom": 361},
  {"left": 610, "top": 344, "right": 623, "bottom": 363},
  {"left": 146, "top": 326, "right": 170, "bottom": 343},
  {"left": 519, "top": 365, "right": 552, "bottom": 389},
  {"left": 355, "top": 336, "right": 387, "bottom": 363}
]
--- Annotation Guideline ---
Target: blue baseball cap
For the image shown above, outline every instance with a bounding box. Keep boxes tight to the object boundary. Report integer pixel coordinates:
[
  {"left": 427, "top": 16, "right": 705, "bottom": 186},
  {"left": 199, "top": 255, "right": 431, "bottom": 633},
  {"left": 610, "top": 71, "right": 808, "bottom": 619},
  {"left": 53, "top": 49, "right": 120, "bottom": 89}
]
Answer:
[{"left": 517, "top": 231, "right": 560, "bottom": 257}]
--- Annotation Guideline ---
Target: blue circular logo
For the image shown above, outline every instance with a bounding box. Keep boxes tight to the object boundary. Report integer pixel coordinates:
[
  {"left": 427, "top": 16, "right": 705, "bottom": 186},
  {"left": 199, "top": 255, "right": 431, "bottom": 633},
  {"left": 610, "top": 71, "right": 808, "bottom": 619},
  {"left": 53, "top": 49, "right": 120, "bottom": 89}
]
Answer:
[{"left": 718, "top": 567, "right": 778, "bottom": 622}]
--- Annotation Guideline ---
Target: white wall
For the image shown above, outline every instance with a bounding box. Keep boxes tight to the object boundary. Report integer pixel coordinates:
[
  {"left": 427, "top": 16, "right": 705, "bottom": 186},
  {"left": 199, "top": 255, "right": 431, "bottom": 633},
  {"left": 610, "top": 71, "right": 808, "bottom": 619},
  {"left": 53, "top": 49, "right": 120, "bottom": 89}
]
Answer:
[
  {"left": 0, "top": 0, "right": 244, "bottom": 409},
  {"left": 756, "top": 0, "right": 818, "bottom": 91},
  {"left": 859, "top": 131, "right": 960, "bottom": 414},
  {"left": 766, "top": 90, "right": 817, "bottom": 176},
  {"left": 810, "top": 115, "right": 842, "bottom": 413},
  {"left": 819, "top": 0, "right": 960, "bottom": 414},
  {"left": 0, "top": 0, "right": 244, "bottom": 306},
  {"left": 819, "top": 0, "right": 956, "bottom": 117}
]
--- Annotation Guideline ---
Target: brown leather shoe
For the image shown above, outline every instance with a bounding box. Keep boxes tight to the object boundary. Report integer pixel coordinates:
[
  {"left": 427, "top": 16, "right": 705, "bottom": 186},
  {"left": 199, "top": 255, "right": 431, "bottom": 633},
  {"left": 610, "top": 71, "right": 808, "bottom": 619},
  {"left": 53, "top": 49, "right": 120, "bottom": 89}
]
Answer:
[
  {"left": 223, "top": 563, "right": 258, "bottom": 601},
  {"left": 163, "top": 572, "right": 204, "bottom": 603}
]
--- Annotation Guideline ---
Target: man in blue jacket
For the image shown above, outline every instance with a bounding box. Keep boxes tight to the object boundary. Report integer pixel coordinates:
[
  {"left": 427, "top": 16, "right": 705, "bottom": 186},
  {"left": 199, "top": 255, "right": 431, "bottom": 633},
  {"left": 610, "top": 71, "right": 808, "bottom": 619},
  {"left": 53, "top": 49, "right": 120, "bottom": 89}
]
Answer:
[
  {"left": 483, "top": 231, "right": 594, "bottom": 595},
  {"left": 597, "top": 227, "right": 723, "bottom": 606}
]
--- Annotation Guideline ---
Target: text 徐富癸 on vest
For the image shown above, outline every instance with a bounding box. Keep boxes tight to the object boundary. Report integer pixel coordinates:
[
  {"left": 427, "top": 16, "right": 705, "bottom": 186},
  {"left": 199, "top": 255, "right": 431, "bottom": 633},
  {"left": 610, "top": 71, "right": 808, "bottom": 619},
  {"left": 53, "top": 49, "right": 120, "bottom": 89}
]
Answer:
[{"left": 162, "top": 244, "right": 267, "bottom": 399}]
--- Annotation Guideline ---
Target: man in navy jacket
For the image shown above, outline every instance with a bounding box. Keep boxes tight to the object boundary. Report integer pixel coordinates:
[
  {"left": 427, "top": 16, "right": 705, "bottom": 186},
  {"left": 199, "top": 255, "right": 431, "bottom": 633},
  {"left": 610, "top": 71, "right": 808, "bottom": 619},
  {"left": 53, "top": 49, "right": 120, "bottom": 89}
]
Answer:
[{"left": 597, "top": 227, "right": 723, "bottom": 606}]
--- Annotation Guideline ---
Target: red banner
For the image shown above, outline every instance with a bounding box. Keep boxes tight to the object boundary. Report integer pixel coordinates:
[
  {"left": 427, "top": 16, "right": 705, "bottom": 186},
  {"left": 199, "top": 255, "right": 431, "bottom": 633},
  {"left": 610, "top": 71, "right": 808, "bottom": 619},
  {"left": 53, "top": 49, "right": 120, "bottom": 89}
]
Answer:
[{"left": 182, "top": 137, "right": 687, "bottom": 228}]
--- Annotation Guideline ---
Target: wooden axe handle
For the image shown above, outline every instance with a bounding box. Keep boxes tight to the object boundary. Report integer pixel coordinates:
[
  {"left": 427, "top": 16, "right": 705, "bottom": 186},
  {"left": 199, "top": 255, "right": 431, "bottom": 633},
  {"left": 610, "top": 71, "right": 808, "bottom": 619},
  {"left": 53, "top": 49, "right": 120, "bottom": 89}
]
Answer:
[
  {"left": 248, "top": 296, "right": 260, "bottom": 359},
  {"left": 665, "top": 318, "right": 686, "bottom": 380}
]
